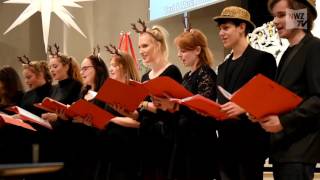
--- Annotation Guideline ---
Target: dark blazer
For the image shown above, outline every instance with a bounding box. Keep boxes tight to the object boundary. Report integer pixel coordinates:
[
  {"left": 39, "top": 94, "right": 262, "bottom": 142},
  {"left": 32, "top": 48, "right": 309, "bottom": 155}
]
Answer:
[
  {"left": 271, "top": 33, "right": 320, "bottom": 163},
  {"left": 217, "top": 45, "right": 277, "bottom": 159}
]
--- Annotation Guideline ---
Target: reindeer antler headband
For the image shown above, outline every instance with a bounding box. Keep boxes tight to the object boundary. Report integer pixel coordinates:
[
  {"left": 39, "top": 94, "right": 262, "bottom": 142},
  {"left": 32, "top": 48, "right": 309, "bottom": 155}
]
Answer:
[
  {"left": 131, "top": 18, "right": 159, "bottom": 41},
  {"left": 104, "top": 44, "right": 122, "bottom": 57},
  {"left": 93, "top": 45, "right": 101, "bottom": 57},
  {"left": 47, "top": 43, "right": 60, "bottom": 57},
  {"left": 17, "top": 55, "right": 31, "bottom": 65},
  {"left": 131, "top": 18, "right": 147, "bottom": 34}
]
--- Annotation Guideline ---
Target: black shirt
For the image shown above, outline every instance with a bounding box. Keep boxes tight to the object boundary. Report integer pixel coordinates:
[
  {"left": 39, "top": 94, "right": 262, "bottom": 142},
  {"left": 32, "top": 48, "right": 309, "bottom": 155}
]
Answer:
[
  {"left": 20, "top": 83, "right": 52, "bottom": 116},
  {"left": 224, "top": 55, "right": 246, "bottom": 92},
  {"left": 50, "top": 78, "right": 82, "bottom": 104},
  {"left": 276, "top": 45, "right": 295, "bottom": 79}
]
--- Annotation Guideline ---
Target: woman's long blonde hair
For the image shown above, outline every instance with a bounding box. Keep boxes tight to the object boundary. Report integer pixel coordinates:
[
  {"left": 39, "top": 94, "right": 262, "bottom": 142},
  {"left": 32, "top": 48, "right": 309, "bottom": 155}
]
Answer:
[
  {"left": 22, "top": 60, "right": 52, "bottom": 83},
  {"left": 146, "top": 25, "right": 170, "bottom": 61},
  {"left": 113, "top": 50, "right": 140, "bottom": 82}
]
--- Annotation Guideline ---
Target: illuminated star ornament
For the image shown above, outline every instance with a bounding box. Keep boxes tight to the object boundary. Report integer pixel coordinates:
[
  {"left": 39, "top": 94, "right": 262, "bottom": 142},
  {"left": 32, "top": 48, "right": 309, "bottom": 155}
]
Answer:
[{"left": 3, "top": 0, "right": 94, "bottom": 52}]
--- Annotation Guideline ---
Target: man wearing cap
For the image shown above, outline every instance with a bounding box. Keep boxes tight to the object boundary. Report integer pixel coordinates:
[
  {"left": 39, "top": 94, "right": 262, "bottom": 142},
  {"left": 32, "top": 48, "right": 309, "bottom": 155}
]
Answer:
[
  {"left": 213, "top": 6, "right": 277, "bottom": 180},
  {"left": 258, "top": 0, "right": 320, "bottom": 179}
]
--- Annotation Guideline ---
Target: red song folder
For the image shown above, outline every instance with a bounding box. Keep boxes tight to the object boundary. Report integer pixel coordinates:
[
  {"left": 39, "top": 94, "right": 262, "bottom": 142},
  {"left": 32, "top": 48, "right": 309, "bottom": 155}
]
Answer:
[
  {"left": 96, "top": 78, "right": 148, "bottom": 112},
  {"left": 97, "top": 77, "right": 224, "bottom": 119},
  {"left": 130, "top": 76, "right": 193, "bottom": 99},
  {"left": 6, "top": 106, "right": 52, "bottom": 129},
  {"left": 34, "top": 97, "right": 68, "bottom": 113},
  {"left": 66, "top": 99, "right": 115, "bottom": 129},
  {"left": 221, "top": 74, "right": 303, "bottom": 119},
  {"left": 0, "top": 113, "right": 36, "bottom": 131},
  {"left": 171, "top": 94, "right": 228, "bottom": 120}
]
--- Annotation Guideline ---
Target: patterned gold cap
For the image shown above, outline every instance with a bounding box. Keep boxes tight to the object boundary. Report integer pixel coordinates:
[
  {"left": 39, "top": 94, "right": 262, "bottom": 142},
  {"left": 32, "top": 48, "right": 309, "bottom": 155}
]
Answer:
[{"left": 213, "top": 6, "right": 256, "bottom": 30}]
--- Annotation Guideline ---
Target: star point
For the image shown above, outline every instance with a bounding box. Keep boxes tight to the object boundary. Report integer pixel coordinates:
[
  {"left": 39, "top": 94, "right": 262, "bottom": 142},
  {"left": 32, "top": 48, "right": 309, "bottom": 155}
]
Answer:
[{"left": 3, "top": 0, "right": 95, "bottom": 52}]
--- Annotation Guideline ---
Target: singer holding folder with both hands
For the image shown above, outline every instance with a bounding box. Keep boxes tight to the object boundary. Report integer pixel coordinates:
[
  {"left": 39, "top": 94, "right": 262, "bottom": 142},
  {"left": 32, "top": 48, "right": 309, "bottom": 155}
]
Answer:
[
  {"left": 213, "top": 6, "right": 277, "bottom": 180},
  {"left": 95, "top": 45, "right": 141, "bottom": 180},
  {"left": 152, "top": 27, "right": 220, "bottom": 180}
]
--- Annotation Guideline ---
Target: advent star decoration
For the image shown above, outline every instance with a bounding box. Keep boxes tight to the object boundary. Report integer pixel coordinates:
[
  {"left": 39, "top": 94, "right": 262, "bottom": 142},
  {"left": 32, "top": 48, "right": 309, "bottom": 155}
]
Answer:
[{"left": 3, "top": 0, "right": 94, "bottom": 51}]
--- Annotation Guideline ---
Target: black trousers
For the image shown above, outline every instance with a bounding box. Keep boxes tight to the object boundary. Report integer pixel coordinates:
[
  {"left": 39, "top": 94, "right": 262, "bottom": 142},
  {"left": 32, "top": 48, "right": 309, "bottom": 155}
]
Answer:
[
  {"left": 273, "top": 163, "right": 316, "bottom": 180},
  {"left": 219, "top": 158, "right": 265, "bottom": 180}
]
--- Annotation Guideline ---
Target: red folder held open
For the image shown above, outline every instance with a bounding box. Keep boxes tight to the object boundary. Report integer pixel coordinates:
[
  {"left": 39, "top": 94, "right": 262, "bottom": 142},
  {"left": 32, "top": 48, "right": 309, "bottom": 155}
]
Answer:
[
  {"left": 96, "top": 77, "right": 193, "bottom": 112},
  {"left": 96, "top": 78, "right": 148, "bottom": 112},
  {"left": 171, "top": 95, "right": 228, "bottom": 120},
  {"left": 34, "top": 97, "right": 68, "bottom": 113},
  {"left": 229, "top": 74, "right": 303, "bottom": 119},
  {"left": 132, "top": 76, "right": 193, "bottom": 99},
  {"left": 0, "top": 113, "right": 36, "bottom": 131},
  {"left": 96, "top": 76, "right": 226, "bottom": 119},
  {"left": 66, "top": 99, "right": 115, "bottom": 129},
  {"left": 6, "top": 106, "right": 52, "bottom": 129}
]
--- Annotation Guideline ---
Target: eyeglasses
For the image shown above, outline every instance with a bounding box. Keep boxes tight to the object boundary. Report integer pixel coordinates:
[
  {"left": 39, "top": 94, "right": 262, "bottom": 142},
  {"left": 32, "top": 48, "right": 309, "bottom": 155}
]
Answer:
[{"left": 80, "top": 66, "right": 94, "bottom": 72}]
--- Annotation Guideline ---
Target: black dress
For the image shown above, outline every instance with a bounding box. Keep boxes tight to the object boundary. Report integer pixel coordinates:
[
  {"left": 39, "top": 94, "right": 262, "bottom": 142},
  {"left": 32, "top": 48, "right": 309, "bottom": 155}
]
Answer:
[
  {"left": 172, "top": 64, "right": 220, "bottom": 180},
  {"left": 17, "top": 83, "right": 53, "bottom": 165},
  {"left": 138, "top": 64, "right": 182, "bottom": 180},
  {"left": 96, "top": 103, "right": 140, "bottom": 180},
  {"left": 68, "top": 88, "right": 105, "bottom": 180},
  {"left": 50, "top": 78, "right": 82, "bottom": 105},
  {"left": 20, "top": 83, "right": 52, "bottom": 116},
  {"left": 0, "top": 91, "right": 26, "bottom": 164},
  {"left": 41, "top": 78, "right": 82, "bottom": 179}
]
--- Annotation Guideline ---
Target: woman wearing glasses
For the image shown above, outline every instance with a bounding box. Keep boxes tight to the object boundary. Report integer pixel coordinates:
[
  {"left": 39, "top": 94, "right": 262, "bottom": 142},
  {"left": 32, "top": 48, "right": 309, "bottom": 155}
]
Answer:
[{"left": 69, "top": 53, "right": 110, "bottom": 180}]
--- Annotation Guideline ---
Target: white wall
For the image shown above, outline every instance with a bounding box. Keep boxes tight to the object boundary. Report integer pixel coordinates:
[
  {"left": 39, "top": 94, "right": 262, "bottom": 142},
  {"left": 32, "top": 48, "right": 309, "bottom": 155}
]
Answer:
[{"left": 0, "top": 0, "right": 241, "bottom": 76}]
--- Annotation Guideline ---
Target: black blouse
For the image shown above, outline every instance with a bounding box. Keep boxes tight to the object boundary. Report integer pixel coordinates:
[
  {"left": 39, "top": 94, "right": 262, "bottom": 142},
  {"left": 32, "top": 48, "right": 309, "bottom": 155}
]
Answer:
[
  {"left": 141, "top": 64, "right": 183, "bottom": 85},
  {"left": 178, "top": 64, "right": 218, "bottom": 137},
  {"left": 182, "top": 64, "right": 217, "bottom": 100},
  {"left": 20, "top": 83, "right": 52, "bottom": 116},
  {"left": 138, "top": 64, "right": 183, "bottom": 178},
  {"left": 173, "top": 64, "right": 219, "bottom": 180},
  {"left": 50, "top": 78, "right": 82, "bottom": 104},
  {"left": 139, "top": 64, "right": 183, "bottom": 136}
]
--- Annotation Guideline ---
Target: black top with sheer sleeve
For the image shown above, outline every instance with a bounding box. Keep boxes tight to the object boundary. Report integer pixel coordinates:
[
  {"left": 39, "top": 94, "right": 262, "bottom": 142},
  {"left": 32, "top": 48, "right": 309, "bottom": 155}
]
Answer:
[
  {"left": 182, "top": 64, "right": 216, "bottom": 99},
  {"left": 179, "top": 64, "right": 217, "bottom": 131},
  {"left": 173, "top": 64, "right": 219, "bottom": 179}
]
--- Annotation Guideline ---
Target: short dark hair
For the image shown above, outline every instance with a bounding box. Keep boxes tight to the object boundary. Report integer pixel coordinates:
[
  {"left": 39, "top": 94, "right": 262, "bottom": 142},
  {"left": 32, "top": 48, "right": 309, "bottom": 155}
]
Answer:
[
  {"left": 268, "top": 0, "right": 316, "bottom": 32},
  {"left": 216, "top": 18, "right": 252, "bottom": 35}
]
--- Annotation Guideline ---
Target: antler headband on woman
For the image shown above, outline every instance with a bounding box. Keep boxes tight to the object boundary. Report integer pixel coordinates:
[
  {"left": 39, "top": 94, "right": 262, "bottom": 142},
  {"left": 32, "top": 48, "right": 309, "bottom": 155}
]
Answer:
[
  {"left": 17, "top": 55, "right": 31, "bottom": 65},
  {"left": 47, "top": 43, "right": 60, "bottom": 57},
  {"left": 93, "top": 45, "right": 101, "bottom": 57},
  {"left": 104, "top": 44, "right": 122, "bottom": 57},
  {"left": 131, "top": 18, "right": 160, "bottom": 41},
  {"left": 131, "top": 18, "right": 147, "bottom": 34}
]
